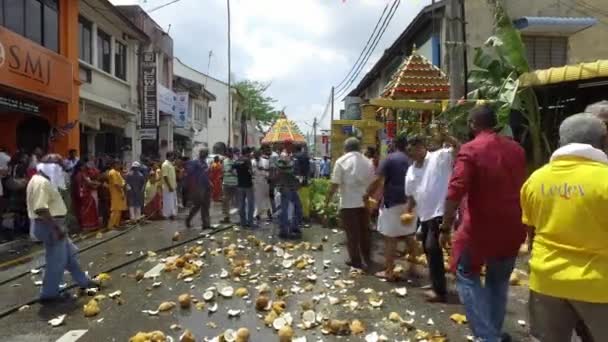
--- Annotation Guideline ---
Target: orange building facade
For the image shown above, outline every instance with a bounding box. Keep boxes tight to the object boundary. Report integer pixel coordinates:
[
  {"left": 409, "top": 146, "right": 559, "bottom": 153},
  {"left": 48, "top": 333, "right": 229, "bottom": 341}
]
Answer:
[{"left": 0, "top": 0, "right": 80, "bottom": 156}]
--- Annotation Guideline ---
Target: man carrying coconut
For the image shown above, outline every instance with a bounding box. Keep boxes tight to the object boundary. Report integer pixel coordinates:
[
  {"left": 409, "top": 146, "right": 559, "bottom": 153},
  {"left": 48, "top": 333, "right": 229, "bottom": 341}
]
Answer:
[
  {"left": 440, "top": 105, "right": 526, "bottom": 342},
  {"left": 404, "top": 131, "right": 459, "bottom": 303},
  {"left": 326, "top": 137, "right": 374, "bottom": 270},
  {"left": 365, "top": 133, "right": 419, "bottom": 280}
]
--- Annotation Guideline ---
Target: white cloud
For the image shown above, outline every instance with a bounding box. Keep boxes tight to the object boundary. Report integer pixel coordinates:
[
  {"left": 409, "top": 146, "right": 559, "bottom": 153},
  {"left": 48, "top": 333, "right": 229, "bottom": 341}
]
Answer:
[{"left": 109, "top": 0, "right": 431, "bottom": 131}]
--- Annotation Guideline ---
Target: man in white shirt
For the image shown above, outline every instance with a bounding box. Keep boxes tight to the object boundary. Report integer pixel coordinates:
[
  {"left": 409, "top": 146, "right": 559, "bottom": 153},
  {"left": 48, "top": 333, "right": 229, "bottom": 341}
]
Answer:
[
  {"left": 405, "top": 133, "right": 459, "bottom": 302},
  {"left": 326, "top": 138, "right": 374, "bottom": 270}
]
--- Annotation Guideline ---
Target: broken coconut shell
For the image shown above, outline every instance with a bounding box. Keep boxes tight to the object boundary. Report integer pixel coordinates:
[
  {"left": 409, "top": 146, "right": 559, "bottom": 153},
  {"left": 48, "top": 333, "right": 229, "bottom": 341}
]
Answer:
[
  {"left": 278, "top": 326, "right": 294, "bottom": 342},
  {"left": 219, "top": 286, "right": 234, "bottom": 298},
  {"left": 203, "top": 291, "right": 214, "bottom": 301},
  {"left": 235, "top": 287, "right": 249, "bottom": 297},
  {"left": 129, "top": 330, "right": 167, "bottom": 342},
  {"left": 135, "top": 270, "right": 145, "bottom": 281},
  {"left": 351, "top": 319, "right": 366, "bottom": 335},
  {"left": 178, "top": 294, "right": 191, "bottom": 308},
  {"left": 83, "top": 299, "right": 100, "bottom": 317},
  {"left": 179, "top": 329, "right": 195, "bottom": 342},
  {"left": 255, "top": 295, "right": 270, "bottom": 311},
  {"left": 236, "top": 327, "right": 250, "bottom": 342},
  {"left": 158, "top": 301, "right": 176, "bottom": 312}
]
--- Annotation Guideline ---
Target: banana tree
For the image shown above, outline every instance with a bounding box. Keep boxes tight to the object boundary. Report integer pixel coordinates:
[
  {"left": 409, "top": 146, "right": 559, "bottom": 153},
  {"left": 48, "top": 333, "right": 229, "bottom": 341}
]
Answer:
[{"left": 450, "top": 1, "right": 547, "bottom": 168}]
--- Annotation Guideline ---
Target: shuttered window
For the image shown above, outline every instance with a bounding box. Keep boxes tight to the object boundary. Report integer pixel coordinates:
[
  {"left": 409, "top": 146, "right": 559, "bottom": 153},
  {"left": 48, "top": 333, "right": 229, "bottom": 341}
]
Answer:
[{"left": 523, "top": 36, "right": 568, "bottom": 70}]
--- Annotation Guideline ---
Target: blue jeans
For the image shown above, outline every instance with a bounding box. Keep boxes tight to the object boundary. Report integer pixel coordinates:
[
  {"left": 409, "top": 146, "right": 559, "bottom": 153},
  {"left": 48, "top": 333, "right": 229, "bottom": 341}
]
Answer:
[
  {"left": 238, "top": 187, "right": 255, "bottom": 227},
  {"left": 33, "top": 219, "right": 90, "bottom": 299},
  {"left": 279, "top": 189, "right": 302, "bottom": 235},
  {"left": 456, "top": 250, "right": 516, "bottom": 342}
]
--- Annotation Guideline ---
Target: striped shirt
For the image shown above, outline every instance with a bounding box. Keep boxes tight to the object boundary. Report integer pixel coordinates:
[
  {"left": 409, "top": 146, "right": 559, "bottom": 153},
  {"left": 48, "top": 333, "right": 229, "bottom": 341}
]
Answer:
[{"left": 222, "top": 158, "right": 238, "bottom": 187}]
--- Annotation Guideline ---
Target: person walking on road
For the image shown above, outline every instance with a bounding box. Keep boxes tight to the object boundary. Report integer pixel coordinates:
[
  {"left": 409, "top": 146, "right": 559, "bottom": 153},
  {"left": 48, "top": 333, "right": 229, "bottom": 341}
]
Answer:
[
  {"left": 221, "top": 149, "right": 238, "bottom": 224},
  {"left": 440, "top": 105, "right": 527, "bottom": 342},
  {"left": 365, "top": 133, "right": 418, "bottom": 280},
  {"left": 521, "top": 113, "right": 608, "bottom": 342},
  {"left": 326, "top": 138, "right": 374, "bottom": 270},
  {"left": 234, "top": 147, "right": 256, "bottom": 228},
  {"left": 404, "top": 132, "right": 459, "bottom": 303},
  {"left": 107, "top": 160, "right": 127, "bottom": 230},
  {"left": 27, "top": 158, "right": 97, "bottom": 302},
  {"left": 252, "top": 150, "right": 272, "bottom": 222},
  {"left": 275, "top": 150, "right": 303, "bottom": 239},
  {"left": 210, "top": 155, "right": 223, "bottom": 202},
  {"left": 185, "top": 148, "right": 212, "bottom": 229},
  {"left": 161, "top": 152, "right": 177, "bottom": 220},
  {"left": 126, "top": 161, "right": 145, "bottom": 222}
]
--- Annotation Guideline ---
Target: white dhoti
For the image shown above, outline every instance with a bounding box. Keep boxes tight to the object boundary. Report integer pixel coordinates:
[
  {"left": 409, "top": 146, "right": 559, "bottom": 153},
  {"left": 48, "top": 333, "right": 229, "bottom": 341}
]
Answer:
[
  {"left": 162, "top": 190, "right": 178, "bottom": 218},
  {"left": 254, "top": 178, "right": 271, "bottom": 216},
  {"left": 377, "top": 204, "right": 417, "bottom": 237}
]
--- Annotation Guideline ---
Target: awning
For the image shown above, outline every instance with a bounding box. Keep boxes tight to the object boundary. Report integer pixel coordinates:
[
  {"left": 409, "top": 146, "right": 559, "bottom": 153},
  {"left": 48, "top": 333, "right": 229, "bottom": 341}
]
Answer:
[
  {"left": 519, "top": 60, "right": 608, "bottom": 87},
  {"left": 513, "top": 16, "right": 597, "bottom": 35}
]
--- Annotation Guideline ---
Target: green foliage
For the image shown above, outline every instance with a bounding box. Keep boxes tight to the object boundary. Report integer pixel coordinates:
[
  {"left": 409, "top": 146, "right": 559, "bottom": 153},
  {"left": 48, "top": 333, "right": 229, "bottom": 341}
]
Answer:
[
  {"left": 309, "top": 179, "right": 339, "bottom": 227},
  {"left": 233, "top": 80, "right": 279, "bottom": 129},
  {"left": 448, "top": 0, "right": 546, "bottom": 168}
]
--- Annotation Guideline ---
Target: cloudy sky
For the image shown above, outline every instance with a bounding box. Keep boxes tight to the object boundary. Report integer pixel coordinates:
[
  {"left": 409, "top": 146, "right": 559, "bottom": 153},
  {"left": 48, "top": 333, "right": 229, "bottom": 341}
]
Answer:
[{"left": 110, "top": 0, "right": 430, "bottom": 133}]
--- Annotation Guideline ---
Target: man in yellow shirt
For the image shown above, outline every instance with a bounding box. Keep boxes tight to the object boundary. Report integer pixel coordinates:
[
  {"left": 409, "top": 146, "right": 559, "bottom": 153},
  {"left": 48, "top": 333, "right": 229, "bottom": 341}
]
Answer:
[
  {"left": 28, "top": 158, "right": 96, "bottom": 302},
  {"left": 521, "top": 113, "right": 608, "bottom": 341},
  {"left": 161, "top": 151, "right": 178, "bottom": 219}
]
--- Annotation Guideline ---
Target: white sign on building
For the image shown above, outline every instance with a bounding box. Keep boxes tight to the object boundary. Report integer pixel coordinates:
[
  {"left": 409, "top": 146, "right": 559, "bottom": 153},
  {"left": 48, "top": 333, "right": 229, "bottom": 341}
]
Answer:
[
  {"left": 174, "top": 92, "right": 189, "bottom": 128},
  {"left": 158, "top": 84, "right": 177, "bottom": 116}
]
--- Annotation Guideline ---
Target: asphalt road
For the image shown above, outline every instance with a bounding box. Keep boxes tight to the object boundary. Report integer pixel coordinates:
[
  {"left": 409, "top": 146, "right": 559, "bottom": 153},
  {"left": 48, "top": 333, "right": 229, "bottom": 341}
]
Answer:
[{"left": 0, "top": 205, "right": 532, "bottom": 342}]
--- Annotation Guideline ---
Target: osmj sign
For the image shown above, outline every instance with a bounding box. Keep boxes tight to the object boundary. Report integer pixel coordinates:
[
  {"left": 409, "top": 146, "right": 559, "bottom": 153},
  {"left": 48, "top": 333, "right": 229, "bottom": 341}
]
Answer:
[{"left": 0, "top": 26, "right": 73, "bottom": 103}]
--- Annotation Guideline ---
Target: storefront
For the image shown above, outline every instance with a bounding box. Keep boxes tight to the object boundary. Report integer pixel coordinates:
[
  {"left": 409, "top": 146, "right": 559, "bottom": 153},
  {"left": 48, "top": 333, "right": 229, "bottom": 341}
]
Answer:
[
  {"left": 79, "top": 102, "right": 133, "bottom": 159},
  {"left": 0, "top": 1, "right": 79, "bottom": 155}
]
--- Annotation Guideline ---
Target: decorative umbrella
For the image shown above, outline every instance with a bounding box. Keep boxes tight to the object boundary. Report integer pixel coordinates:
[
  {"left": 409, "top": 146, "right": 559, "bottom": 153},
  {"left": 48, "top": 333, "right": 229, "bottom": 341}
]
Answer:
[{"left": 261, "top": 112, "right": 307, "bottom": 145}]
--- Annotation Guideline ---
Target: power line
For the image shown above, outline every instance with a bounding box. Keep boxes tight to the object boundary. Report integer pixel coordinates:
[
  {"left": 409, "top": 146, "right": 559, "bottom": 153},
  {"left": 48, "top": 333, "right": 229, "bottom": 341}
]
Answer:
[
  {"left": 335, "top": 0, "right": 400, "bottom": 97},
  {"left": 333, "top": 2, "right": 391, "bottom": 90},
  {"left": 558, "top": 0, "right": 608, "bottom": 27},
  {"left": 335, "top": 0, "right": 399, "bottom": 96},
  {"left": 574, "top": 0, "right": 608, "bottom": 18},
  {"left": 335, "top": 0, "right": 401, "bottom": 99}
]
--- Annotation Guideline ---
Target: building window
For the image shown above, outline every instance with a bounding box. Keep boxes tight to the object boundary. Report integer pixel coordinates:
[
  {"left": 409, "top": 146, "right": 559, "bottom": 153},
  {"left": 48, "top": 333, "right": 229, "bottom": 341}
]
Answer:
[
  {"left": 115, "top": 41, "right": 127, "bottom": 80},
  {"left": 97, "top": 29, "right": 111, "bottom": 73},
  {"left": 78, "top": 16, "right": 92, "bottom": 64},
  {"left": 523, "top": 36, "right": 568, "bottom": 70},
  {"left": 208, "top": 106, "right": 212, "bottom": 119},
  {"left": 1, "top": 0, "right": 58, "bottom": 51}
]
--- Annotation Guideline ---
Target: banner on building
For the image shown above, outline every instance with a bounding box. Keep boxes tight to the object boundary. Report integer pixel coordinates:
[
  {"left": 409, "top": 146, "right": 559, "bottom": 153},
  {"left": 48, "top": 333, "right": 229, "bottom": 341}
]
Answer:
[
  {"left": 158, "top": 84, "right": 177, "bottom": 116},
  {"left": 141, "top": 52, "right": 158, "bottom": 128},
  {"left": 174, "top": 92, "right": 189, "bottom": 128}
]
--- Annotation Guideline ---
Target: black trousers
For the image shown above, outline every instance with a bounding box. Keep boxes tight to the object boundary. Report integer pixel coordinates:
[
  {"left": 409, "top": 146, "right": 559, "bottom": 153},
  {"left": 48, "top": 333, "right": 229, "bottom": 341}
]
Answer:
[
  {"left": 420, "top": 216, "right": 447, "bottom": 296},
  {"left": 186, "top": 189, "right": 210, "bottom": 228}
]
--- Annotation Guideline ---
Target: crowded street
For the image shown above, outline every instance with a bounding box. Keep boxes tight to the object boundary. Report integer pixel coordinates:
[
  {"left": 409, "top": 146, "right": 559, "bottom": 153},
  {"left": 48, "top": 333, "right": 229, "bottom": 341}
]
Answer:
[
  {"left": 1, "top": 0, "right": 607, "bottom": 341},
  {"left": 0, "top": 206, "right": 530, "bottom": 342}
]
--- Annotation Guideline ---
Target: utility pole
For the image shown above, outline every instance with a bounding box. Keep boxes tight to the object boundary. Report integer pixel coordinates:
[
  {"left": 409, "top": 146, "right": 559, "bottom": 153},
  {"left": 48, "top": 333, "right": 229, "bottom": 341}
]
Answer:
[
  {"left": 312, "top": 117, "right": 318, "bottom": 157},
  {"left": 446, "top": 0, "right": 466, "bottom": 103},
  {"left": 227, "top": 0, "right": 232, "bottom": 147},
  {"left": 330, "top": 87, "right": 335, "bottom": 122}
]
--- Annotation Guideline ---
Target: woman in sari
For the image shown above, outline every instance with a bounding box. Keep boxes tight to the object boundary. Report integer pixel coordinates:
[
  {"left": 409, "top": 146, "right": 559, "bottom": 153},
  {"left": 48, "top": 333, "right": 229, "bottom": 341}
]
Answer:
[
  {"left": 143, "top": 162, "right": 163, "bottom": 219},
  {"left": 107, "top": 160, "right": 127, "bottom": 229},
  {"left": 72, "top": 161, "right": 100, "bottom": 230},
  {"left": 210, "top": 156, "right": 223, "bottom": 202}
]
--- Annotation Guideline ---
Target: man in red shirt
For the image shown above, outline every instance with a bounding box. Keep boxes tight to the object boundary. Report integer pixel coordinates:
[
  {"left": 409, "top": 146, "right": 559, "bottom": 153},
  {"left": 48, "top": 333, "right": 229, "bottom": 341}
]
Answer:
[{"left": 440, "top": 105, "right": 527, "bottom": 342}]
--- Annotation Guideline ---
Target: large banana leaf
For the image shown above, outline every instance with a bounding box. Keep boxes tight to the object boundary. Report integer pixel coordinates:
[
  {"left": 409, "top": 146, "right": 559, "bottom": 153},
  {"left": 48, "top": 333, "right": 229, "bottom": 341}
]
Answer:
[{"left": 441, "top": 1, "right": 546, "bottom": 168}]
